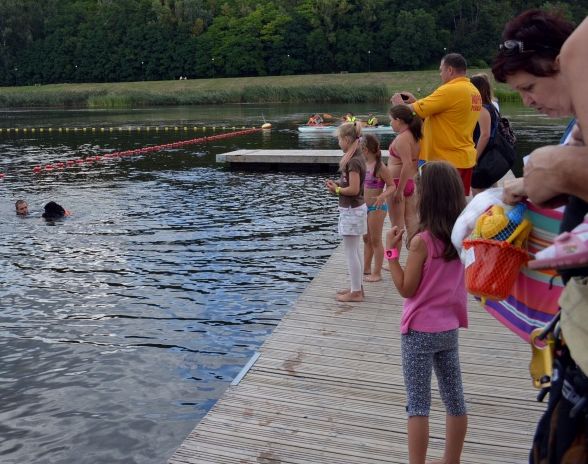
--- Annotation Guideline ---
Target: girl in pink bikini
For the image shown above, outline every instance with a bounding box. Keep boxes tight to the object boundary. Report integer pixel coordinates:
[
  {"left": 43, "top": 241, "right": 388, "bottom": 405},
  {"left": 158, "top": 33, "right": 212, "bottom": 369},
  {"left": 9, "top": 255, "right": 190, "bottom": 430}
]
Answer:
[
  {"left": 386, "top": 105, "right": 422, "bottom": 247},
  {"left": 362, "top": 134, "right": 396, "bottom": 282}
]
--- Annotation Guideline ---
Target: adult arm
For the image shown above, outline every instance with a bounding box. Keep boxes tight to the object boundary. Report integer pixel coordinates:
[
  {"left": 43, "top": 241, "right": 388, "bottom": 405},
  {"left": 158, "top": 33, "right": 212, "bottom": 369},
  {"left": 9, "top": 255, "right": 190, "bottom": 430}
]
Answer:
[
  {"left": 560, "top": 16, "right": 588, "bottom": 142},
  {"left": 524, "top": 144, "right": 588, "bottom": 206},
  {"left": 475, "top": 107, "right": 491, "bottom": 158},
  {"left": 390, "top": 91, "right": 417, "bottom": 106},
  {"left": 385, "top": 228, "right": 427, "bottom": 298}
]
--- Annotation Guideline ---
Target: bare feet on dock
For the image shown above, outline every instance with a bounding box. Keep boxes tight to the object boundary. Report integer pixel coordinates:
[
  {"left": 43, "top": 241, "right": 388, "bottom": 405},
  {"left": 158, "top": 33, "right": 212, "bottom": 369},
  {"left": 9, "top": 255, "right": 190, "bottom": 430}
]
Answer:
[
  {"left": 364, "top": 274, "right": 381, "bottom": 282},
  {"left": 336, "top": 291, "right": 364, "bottom": 302},
  {"left": 337, "top": 286, "right": 364, "bottom": 296}
]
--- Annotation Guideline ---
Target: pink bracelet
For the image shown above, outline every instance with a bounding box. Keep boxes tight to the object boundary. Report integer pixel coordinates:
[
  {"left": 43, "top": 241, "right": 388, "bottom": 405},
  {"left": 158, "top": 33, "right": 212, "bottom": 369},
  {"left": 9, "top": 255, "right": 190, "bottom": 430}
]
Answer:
[{"left": 385, "top": 248, "right": 399, "bottom": 261}]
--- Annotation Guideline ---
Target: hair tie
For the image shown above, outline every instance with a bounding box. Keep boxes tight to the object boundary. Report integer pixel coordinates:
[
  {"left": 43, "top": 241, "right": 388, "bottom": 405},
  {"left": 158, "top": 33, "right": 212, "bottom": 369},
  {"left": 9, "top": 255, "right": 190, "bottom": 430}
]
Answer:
[{"left": 411, "top": 111, "right": 416, "bottom": 116}]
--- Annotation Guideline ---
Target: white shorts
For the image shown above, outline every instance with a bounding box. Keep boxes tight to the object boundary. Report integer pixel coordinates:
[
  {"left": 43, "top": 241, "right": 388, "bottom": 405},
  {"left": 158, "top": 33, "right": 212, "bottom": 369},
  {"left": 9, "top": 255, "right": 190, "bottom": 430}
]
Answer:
[{"left": 338, "top": 204, "right": 367, "bottom": 236}]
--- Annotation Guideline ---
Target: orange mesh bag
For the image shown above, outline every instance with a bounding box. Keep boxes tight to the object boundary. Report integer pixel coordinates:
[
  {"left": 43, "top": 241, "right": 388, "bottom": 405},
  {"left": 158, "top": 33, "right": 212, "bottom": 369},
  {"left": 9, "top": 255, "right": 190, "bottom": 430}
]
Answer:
[{"left": 463, "top": 239, "right": 529, "bottom": 300}]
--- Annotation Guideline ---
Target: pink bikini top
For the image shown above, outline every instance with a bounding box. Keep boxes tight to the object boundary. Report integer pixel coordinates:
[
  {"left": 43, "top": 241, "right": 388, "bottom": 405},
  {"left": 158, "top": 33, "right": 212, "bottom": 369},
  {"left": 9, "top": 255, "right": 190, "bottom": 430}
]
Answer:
[
  {"left": 389, "top": 145, "right": 400, "bottom": 159},
  {"left": 364, "top": 169, "right": 385, "bottom": 189},
  {"left": 389, "top": 128, "right": 409, "bottom": 160}
]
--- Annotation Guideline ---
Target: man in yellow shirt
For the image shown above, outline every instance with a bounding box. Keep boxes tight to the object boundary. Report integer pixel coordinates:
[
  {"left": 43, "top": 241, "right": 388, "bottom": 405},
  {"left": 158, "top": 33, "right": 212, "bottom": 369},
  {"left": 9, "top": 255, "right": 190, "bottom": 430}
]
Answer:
[{"left": 391, "top": 53, "right": 481, "bottom": 194}]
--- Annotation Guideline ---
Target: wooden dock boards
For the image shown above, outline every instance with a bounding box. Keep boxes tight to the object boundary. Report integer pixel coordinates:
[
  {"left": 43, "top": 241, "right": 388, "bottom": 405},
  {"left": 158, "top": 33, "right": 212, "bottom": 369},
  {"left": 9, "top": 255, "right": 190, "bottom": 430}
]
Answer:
[{"left": 169, "top": 242, "right": 544, "bottom": 464}]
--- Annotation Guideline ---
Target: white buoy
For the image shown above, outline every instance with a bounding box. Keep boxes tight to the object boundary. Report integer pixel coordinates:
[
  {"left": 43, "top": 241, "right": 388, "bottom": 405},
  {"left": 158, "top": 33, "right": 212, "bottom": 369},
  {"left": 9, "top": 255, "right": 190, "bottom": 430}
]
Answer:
[{"left": 261, "top": 123, "right": 272, "bottom": 129}]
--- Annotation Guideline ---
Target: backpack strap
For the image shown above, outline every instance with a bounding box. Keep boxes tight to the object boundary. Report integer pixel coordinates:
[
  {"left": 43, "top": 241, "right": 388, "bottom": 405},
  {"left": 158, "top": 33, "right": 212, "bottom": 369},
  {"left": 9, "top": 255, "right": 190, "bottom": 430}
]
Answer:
[{"left": 487, "top": 104, "right": 499, "bottom": 141}]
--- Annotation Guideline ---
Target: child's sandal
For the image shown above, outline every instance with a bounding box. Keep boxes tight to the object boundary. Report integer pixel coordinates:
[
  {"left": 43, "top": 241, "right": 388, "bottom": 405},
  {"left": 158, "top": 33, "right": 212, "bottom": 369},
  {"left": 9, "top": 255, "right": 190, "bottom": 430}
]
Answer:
[{"left": 529, "top": 228, "right": 588, "bottom": 270}]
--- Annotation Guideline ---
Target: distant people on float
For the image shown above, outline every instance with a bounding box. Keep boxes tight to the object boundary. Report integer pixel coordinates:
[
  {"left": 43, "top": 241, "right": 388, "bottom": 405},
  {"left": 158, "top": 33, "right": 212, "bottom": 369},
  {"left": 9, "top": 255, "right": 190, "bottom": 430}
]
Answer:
[
  {"left": 365, "top": 113, "right": 378, "bottom": 126},
  {"left": 342, "top": 112, "right": 356, "bottom": 123},
  {"left": 390, "top": 53, "right": 481, "bottom": 195},
  {"left": 307, "top": 113, "right": 324, "bottom": 125},
  {"left": 15, "top": 199, "right": 29, "bottom": 216},
  {"left": 42, "top": 201, "right": 71, "bottom": 220}
]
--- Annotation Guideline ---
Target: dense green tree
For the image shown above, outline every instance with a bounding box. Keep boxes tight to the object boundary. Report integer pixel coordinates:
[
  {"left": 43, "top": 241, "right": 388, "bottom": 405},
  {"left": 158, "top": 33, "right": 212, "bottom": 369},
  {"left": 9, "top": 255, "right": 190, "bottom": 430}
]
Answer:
[{"left": 1, "top": 0, "right": 586, "bottom": 85}]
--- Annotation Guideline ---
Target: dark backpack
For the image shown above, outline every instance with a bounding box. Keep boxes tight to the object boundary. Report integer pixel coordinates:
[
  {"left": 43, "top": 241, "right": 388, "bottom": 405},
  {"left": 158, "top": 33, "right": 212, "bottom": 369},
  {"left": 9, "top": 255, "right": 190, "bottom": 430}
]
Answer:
[{"left": 497, "top": 113, "right": 517, "bottom": 146}]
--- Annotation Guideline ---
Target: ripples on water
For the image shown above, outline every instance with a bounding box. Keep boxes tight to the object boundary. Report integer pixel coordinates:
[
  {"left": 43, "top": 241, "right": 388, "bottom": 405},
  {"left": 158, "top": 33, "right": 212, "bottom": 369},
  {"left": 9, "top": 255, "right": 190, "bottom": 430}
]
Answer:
[
  {"left": 0, "top": 126, "right": 341, "bottom": 463},
  {"left": 0, "top": 105, "right": 566, "bottom": 463}
]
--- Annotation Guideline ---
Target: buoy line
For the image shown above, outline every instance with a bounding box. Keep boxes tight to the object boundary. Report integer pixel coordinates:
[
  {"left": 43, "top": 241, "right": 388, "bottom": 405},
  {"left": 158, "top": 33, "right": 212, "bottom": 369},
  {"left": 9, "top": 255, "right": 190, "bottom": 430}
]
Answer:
[
  {"left": 0, "top": 127, "right": 266, "bottom": 180},
  {"left": 0, "top": 125, "right": 253, "bottom": 135}
]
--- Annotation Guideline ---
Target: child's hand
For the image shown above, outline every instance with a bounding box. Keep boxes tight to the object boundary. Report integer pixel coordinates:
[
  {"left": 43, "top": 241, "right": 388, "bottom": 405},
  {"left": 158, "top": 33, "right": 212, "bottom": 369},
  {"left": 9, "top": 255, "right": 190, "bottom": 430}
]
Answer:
[
  {"left": 386, "top": 226, "right": 404, "bottom": 249},
  {"left": 374, "top": 193, "right": 386, "bottom": 207},
  {"left": 325, "top": 179, "right": 337, "bottom": 193},
  {"left": 392, "top": 189, "right": 404, "bottom": 204}
]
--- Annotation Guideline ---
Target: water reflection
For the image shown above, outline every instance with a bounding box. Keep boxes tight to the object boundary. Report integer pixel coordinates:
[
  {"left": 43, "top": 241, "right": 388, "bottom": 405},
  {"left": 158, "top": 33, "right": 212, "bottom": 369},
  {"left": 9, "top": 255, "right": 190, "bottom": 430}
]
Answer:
[{"left": 0, "top": 103, "right": 565, "bottom": 463}]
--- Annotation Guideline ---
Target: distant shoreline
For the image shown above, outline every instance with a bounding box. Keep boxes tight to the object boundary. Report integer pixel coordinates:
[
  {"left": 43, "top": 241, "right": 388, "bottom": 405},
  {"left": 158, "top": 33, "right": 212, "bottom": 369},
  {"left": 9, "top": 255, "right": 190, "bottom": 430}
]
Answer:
[{"left": 0, "top": 70, "right": 521, "bottom": 109}]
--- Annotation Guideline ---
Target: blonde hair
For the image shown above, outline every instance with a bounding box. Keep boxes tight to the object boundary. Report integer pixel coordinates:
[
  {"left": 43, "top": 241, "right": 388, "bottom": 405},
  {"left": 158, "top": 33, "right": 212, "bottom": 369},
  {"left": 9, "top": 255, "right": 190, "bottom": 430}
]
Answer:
[{"left": 337, "top": 122, "right": 362, "bottom": 171}]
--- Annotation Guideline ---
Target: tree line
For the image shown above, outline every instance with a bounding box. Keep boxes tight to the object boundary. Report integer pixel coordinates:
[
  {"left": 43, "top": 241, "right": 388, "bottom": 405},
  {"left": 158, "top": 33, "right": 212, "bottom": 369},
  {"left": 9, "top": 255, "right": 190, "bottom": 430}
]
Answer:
[{"left": 0, "top": 0, "right": 585, "bottom": 86}]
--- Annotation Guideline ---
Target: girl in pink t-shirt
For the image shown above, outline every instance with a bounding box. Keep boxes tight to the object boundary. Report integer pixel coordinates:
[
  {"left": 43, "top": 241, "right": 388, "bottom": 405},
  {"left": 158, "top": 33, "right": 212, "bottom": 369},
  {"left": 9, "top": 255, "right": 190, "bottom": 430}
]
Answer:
[{"left": 385, "top": 161, "right": 468, "bottom": 464}]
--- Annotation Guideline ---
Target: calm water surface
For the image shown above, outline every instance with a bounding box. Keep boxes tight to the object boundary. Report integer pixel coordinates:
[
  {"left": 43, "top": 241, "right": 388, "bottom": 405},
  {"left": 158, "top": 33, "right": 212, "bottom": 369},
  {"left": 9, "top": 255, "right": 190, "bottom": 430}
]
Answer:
[{"left": 0, "top": 103, "right": 567, "bottom": 463}]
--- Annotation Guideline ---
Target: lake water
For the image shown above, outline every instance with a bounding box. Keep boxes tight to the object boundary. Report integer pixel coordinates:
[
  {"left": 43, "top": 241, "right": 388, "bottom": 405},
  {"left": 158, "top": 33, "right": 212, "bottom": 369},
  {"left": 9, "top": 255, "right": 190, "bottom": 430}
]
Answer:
[{"left": 0, "top": 103, "right": 568, "bottom": 464}]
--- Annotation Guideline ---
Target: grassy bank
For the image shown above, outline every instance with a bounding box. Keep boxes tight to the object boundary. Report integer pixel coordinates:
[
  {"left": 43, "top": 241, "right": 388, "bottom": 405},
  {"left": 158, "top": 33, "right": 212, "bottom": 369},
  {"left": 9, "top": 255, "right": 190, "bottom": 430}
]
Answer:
[{"left": 0, "top": 70, "right": 521, "bottom": 108}]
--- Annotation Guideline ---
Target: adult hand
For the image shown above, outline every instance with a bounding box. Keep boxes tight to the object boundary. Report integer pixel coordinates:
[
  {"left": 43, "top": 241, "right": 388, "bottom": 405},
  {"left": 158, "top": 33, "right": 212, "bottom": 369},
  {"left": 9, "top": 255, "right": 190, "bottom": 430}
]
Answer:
[
  {"left": 523, "top": 146, "right": 564, "bottom": 207},
  {"left": 386, "top": 226, "right": 404, "bottom": 249},
  {"left": 374, "top": 193, "right": 386, "bottom": 207},
  {"left": 502, "top": 178, "right": 526, "bottom": 205}
]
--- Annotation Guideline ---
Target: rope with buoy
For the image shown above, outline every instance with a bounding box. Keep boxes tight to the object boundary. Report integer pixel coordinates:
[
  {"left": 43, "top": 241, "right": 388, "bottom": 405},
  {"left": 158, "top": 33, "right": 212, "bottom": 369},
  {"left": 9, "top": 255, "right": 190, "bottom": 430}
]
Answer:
[
  {"left": 0, "top": 125, "right": 256, "bottom": 135},
  {"left": 24, "top": 127, "right": 266, "bottom": 175}
]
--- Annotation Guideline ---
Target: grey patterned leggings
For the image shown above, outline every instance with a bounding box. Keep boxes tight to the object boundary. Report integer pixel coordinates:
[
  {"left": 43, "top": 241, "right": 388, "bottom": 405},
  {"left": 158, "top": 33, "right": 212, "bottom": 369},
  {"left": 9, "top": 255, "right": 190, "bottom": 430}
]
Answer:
[{"left": 401, "top": 329, "right": 467, "bottom": 417}]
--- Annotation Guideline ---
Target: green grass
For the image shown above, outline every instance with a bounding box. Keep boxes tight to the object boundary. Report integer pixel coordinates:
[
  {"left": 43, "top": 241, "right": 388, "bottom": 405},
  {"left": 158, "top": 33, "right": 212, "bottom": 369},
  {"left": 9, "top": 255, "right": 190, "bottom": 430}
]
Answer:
[{"left": 0, "top": 70, "right": 521, "bottom": 108}]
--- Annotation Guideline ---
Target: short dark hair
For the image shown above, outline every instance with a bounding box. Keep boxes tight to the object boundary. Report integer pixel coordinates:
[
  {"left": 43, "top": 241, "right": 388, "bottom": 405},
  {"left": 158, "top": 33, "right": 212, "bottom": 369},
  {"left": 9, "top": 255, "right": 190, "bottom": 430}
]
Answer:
[
  {"left": 442, "top": 53, "right": 467, "bottom": 73},
  {"left": 42, "top": 201, "right": 66, "bottom": 219},
  {"left": 492, "top": 9, "right": 575, "bottom": 83}
]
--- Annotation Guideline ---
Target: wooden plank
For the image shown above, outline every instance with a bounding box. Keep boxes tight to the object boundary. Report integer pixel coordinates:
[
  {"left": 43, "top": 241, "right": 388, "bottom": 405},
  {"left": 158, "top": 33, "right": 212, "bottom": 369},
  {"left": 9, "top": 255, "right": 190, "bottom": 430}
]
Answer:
[
  {"left": 168, "top": 236, "right": 544, "bottom": 464},
  {"left": 216, "top": 149, "right": 393, "bottom": 166}
]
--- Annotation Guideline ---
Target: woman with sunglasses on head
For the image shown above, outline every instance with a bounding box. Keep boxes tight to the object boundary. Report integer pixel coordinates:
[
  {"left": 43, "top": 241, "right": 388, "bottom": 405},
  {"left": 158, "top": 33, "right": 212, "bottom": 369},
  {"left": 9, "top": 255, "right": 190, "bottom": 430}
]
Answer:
[{"left": 492, "top": 9, "right": 588, "bottom": 463}]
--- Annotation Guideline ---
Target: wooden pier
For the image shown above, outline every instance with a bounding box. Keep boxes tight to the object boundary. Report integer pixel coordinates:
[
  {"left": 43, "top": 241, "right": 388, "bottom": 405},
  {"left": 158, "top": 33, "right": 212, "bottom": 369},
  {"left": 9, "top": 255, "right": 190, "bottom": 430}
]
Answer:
[
  {"left": 168, "top": 240, "right": 544, "bottom": 463},
  {"left": 217, "top": 149, "right": 388, "bottom": 171}
]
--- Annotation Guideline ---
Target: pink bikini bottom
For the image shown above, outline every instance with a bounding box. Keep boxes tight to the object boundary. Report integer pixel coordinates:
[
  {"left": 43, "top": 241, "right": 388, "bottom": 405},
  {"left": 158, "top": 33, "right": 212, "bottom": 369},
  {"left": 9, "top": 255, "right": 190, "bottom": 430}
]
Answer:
[{"left": 393, "top": 178, "right": 415, "bottom": 197}]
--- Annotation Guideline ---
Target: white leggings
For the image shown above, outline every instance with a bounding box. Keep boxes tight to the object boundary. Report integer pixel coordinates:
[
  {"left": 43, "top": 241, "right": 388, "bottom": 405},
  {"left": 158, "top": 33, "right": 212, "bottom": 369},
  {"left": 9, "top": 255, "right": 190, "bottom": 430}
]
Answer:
[{"left": 343, "top": 235, "right": 363, "bottom": 292}]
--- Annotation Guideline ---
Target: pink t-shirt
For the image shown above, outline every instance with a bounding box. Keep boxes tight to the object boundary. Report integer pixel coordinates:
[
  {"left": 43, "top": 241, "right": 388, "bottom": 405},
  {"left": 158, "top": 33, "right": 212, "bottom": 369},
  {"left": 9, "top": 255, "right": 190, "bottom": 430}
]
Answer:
[{"left": 400, "top": 231, "right": 468, "bottom": 334}]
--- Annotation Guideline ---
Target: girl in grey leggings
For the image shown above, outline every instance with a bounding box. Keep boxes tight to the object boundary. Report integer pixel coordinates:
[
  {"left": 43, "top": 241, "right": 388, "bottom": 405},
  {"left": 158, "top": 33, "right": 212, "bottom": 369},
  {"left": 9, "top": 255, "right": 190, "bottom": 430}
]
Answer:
[
  {"left": 402, "top": 329, "right": 467, "bottom": 418},
  {"left": 386, "top": 161, "right": 468, "bottom": 464}
]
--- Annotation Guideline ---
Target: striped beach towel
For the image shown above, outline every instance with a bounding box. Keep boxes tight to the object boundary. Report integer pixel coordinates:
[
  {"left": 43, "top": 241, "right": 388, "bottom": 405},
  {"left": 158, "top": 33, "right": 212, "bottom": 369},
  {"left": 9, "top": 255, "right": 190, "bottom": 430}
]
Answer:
[{"left": 482, "top": 203, "right": 564, "bottom": 342}]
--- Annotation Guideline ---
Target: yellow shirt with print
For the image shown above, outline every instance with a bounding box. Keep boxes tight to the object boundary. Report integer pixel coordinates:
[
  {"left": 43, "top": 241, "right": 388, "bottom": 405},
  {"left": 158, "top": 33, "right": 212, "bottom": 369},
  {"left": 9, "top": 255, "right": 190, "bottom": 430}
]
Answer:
[{"left": 413, "top": 76, "right": 482, "bottom": 169}]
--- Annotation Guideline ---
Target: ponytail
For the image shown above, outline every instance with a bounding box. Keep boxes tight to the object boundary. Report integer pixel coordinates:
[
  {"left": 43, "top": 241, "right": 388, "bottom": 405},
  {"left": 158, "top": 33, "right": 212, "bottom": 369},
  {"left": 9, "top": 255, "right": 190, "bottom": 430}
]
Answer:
[
  {"left": 338, "top": 122, "right": 363, "bottom": 171},
  {"left": 389, "top": 105, "right": 423, "bottom": 141}
]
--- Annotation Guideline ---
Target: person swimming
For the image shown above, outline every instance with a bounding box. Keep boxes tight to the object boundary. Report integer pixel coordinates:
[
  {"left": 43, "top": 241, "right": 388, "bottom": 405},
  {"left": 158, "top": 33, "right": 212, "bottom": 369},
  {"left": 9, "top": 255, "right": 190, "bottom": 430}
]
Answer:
[
  {"left": 42, "top": 201, "right": 70, "bottom": 220},
  {"left": 15, "top": 199, "right": 29, "bottom": 216}
]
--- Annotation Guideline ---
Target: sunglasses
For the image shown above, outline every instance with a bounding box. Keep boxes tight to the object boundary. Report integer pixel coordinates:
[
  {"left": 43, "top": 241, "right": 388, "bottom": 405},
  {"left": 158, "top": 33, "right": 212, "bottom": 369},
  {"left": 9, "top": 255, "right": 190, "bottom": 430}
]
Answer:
[{"left": 499, "top": 40, "right": 559, "bottom": 55}]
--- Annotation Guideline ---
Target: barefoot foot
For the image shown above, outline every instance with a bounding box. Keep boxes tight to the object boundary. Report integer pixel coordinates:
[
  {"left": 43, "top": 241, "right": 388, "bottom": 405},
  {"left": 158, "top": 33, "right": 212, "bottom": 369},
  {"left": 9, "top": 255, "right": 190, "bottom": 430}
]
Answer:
[
  {"left": 364, "top": 274, "right": 382, "bottom": 282},
  {"left": 336, "top": 291, "right": 364, "bottom": 302}
]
